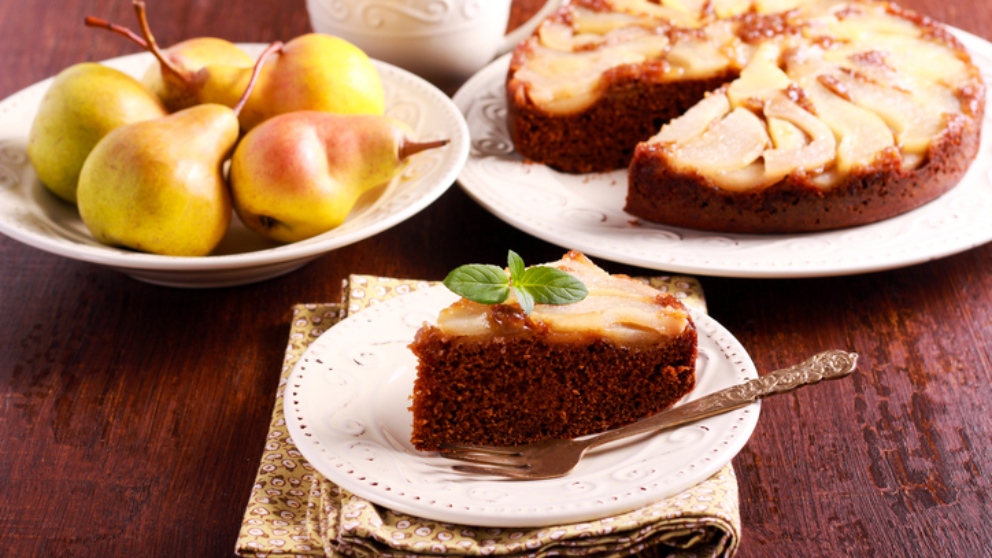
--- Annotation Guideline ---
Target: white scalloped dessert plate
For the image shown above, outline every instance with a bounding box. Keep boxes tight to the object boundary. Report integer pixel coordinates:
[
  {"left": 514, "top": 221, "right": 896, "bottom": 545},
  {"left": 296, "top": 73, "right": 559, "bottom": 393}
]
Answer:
[
  {"left": 0, "top": 44, "right": 469, "bottom": 288},
  {"left": 284, "top": 285, "right": 759, "bottom": 528},
  {"left": 453, "top": 28, "right": 992, "bottom": 278}
]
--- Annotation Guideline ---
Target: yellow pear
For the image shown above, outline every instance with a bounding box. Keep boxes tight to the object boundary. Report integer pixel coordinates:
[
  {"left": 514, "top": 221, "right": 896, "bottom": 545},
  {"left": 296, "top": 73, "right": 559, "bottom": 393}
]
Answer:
[
  {"left": 76, "top": 104, "right": 237, "bottom": 257},
  {"left": 27, "top": 63, "right": 167, "bottom": 204},
  {"left": 201, "top": 33, "right": 385, "bottom": 131},
  {"left": 229, "top": 112, "right": 448, "bottom": 243},
  {"left": 86, "top": 3, "right": 252, "bottom": 112},
  {"left": 141, "top": 37, "right": 253, "bottom": 111}
]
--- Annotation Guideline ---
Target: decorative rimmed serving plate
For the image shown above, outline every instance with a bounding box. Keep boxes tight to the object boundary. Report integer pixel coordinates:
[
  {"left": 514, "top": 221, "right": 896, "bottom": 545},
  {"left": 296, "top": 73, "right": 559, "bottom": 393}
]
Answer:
[
  {"left": 0, "top": 44, "right": 469, "bottom": 288},
  {"left": 285, "top": 285, "right": 759, "bottom": 528},
  {"left": 452, "top": 29, "right": 992, "bottom": 278}
]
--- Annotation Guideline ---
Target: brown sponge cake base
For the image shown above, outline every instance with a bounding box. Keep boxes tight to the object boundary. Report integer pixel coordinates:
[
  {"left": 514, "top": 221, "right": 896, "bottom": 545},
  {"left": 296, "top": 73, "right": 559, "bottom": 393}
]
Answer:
[
  {"left": 625, "top": 112, "right": 983, "bottom": 234},
  {"left": 409, "top": 323, "right": 698, "bottom": 452}
]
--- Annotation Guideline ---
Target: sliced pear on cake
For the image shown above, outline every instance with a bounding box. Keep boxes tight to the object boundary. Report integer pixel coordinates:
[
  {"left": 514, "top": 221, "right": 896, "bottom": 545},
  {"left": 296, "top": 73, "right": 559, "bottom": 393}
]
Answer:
[
  {"left": 573, "top": 7, "right": 652, "bottom": 35},
  {"left": 649, "top": 90, "right": 732, "bottom": 144},
  {"left": 802, "top": 77, "right": 895, "bottom": 174},
  {"left": 767, "top": 117, "right": 807, "bottom": 151},
  {"left": 825, "top": 70, "right": 954, "bottom": 161},
  {"left": 667, "top": 34, "right": 735, "bottom": 79},
  {"left": 762, "top": 93, "right": 837, "bottom": 180},
  {"left": 608, "top": 0, "right": 701, "bottom": 27},
  {"left": 755, "top": 0, "right": 805, "bottom": 14},
  {"left": 660, "top": 0, "right": 707, "bottom": 17},
  {"left": 517, "top": 33, "right": 670, "bottom": 114},
  {"left": 711, "top": 0, "right": 753, "bottom": 18},
  {"left": 709, "top": 161, "right": 780, "bottom": 191},
  {"left": 871, "top": 34, "right": 972, "bottom": 85},
  {"left": 661, "top": 43, "right": 839, "bottom": 185},
  {"left": 727, "top": 43, "right": 791, "bottom": 108},
  {"left": 670, "top": 107, "right": 771, "bottom": 176},
  {"left": 824, "top": 6, "right": 924, "bottom": 40},
  {"left": 541, "top": 8, "right": 658, "bottom": 51},
  {"left": 538, "top": 19, "right": 581, "bottom": 51}
]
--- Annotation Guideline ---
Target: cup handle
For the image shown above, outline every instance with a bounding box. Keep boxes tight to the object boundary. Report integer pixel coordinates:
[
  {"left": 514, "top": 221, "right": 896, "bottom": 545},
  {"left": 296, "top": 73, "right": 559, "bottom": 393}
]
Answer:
[{"left": 496, "top": 0, "right": 564, "bottom": 57}]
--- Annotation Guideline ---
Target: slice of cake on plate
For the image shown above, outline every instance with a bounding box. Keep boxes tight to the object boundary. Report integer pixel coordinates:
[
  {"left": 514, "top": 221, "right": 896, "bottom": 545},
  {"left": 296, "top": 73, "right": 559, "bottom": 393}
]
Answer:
[{"left": 408, "top": 251, "right": 698, "bottom": 452}]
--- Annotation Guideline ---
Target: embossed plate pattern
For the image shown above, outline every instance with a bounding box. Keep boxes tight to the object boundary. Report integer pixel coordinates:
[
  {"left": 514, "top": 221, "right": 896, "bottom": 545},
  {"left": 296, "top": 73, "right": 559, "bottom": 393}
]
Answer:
[
  {"left": 453, "top": 29, "right": 992, "bottom": 278},
  {"left": 0, "top": 44, "right": 469, "bottom": 288},
  {"left": 285, "top": 285, "right": 759, "bottom": 528}
]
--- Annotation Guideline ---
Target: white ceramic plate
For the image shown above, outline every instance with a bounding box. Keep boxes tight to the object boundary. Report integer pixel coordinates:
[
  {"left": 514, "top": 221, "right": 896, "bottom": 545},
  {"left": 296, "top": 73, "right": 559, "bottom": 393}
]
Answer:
[
  {"left": 0, "top": 44, "right": 469, "bottom": 288},
  {"left": 285, "top": 285, "right": 759, "bottom": 528},
  {"left": 453, "top": 29, "right": 992, "bottom": 278}
]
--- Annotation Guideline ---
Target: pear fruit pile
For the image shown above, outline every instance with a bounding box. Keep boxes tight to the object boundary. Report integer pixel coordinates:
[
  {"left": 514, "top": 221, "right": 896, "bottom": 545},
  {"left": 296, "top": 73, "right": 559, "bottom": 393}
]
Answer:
[
  {"left": 76, "top": 41, "right": 281, "bottom": 257},
  {"left": 27, "top": 0, "right": 449, "bottom": 258},
  {"left": 87, "top": 1, "right": 385, "bottom": 131}
]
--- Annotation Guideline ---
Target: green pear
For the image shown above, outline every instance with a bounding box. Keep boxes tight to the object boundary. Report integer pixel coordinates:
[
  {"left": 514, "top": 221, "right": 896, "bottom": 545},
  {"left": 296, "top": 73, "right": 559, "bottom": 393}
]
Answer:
[
  {"left": 27, "top": 63, "right": 167, "bottom": 204},
  {"left": 75, "top": 42, "right": 282, "bottom": 257},
  {"left": 228, "top": 111, "right": 448, "bottom": 243},
  {"left": 89, "top": 2, "right": 384, "bottom": 131},
  {"left": 86, "top": 3, "right": 252, "bottom": 112}
]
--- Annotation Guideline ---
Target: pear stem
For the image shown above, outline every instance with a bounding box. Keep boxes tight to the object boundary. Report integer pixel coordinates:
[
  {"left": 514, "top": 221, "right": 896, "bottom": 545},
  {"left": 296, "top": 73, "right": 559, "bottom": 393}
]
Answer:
[
  {"left": 83, "top": 16, "right": 149, "bottom": 49},
  {"left": 233, "top": 41, "right": 284, "bottom": 117},
  {"left": 84, "top": 1, "right": 191, "bottom": 84},
  {"left": 130, "top": 1, "right": 190, "bottom": 82},
  {"left": 399, "top": 138, "right": 450, "bottom": 160}
]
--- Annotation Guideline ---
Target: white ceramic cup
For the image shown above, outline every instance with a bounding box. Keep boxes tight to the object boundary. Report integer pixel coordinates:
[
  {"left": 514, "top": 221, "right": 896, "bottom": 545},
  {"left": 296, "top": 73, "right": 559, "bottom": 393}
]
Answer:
[{"left": 306, "top": 0, "right": 562, "bottom": 86}]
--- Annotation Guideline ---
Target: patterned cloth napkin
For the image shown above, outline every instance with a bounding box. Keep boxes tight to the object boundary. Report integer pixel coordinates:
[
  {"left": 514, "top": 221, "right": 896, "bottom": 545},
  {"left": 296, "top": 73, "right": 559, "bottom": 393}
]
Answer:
[{"left": 235, "top": 274, "right": 741, "bottom": 557}]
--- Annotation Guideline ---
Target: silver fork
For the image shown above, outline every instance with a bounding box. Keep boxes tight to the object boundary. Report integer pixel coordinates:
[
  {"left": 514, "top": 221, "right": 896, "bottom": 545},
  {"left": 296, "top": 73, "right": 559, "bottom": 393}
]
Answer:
[{"left": 440, "top": 350, "right": 858, "bottom": 480}]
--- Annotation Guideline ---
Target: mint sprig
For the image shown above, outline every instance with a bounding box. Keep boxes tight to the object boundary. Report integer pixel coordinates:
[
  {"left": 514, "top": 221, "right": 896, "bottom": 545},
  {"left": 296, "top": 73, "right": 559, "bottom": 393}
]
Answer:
[{"left": 443, "top": 250, "right": 588, "bottom": 315}]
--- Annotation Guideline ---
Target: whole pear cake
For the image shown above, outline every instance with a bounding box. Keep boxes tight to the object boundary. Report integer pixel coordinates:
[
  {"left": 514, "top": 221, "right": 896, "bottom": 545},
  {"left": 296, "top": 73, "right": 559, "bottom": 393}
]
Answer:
[
  {"left": 506, "top": 0, "right": 986, "bottom": 233},
  {"left": 408, "top": 251, "right": 698, "bottom": 451}
]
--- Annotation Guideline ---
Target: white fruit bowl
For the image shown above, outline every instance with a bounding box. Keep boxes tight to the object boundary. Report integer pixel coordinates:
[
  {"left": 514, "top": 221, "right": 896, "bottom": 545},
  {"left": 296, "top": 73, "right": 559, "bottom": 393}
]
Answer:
[{"left": 0, "top": 45, "right": 469, "bottom": 288}]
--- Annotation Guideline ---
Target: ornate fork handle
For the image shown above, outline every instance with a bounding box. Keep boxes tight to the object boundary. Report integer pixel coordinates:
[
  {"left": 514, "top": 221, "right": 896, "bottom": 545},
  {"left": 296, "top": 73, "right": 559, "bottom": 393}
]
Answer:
[{"left": 585, "top": 350, "right": 859, "bottom": 450}]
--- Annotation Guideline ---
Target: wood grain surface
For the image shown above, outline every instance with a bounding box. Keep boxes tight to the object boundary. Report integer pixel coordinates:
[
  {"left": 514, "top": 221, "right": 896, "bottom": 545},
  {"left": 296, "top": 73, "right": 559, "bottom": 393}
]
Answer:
[{"left": 2, "top": 0, "right": 991, "bottom": 556}]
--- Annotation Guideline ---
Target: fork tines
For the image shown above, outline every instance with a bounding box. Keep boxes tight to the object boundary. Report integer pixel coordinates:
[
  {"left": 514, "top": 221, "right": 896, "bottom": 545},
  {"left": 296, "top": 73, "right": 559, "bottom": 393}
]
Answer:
[
  {"left": 450, "top": 464, "right": 535, "bottom": 479},
  {"left": 439, "top": 443, "right": 527, "bottom": 468}
]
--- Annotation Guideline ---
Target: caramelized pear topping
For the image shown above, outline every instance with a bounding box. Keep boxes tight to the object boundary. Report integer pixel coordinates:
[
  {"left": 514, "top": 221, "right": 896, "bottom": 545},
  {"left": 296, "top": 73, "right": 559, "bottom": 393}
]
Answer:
[{"left": 437, "top": 252, "right": 690, "bottom": 345}]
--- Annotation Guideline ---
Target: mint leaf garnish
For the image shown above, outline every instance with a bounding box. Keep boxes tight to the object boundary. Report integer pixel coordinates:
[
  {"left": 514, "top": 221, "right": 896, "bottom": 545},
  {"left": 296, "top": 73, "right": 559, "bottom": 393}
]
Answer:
[
  {"left": 507, "top": 250, "right": 526, "bottom": 281},
  {"left": 517, "top": 265, "right": 589, "bottom": 305},
  {"left": 443, "top": 264, "right": 510, "bottom": 304},
  {"left": 442, "top": 251, "right": 588, "bottom": 314},
  {"left": 513, "top": 285, "right": 536, "bottom": 316}
]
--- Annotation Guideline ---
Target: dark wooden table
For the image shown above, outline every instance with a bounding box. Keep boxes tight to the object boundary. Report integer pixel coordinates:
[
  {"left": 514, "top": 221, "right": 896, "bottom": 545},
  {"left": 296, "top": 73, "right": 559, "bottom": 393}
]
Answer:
[{"left": 2, "top": 1, "right": 991, "bottom": 556}]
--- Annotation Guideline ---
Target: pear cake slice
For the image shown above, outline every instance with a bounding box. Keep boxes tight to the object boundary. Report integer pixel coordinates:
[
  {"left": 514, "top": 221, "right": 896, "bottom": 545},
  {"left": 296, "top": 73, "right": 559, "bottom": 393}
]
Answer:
[
  {"left": 408, "top": 251, "right": 697, "bottom": 452},
  {"left": 506, "top": 0, "right": 985, "bottom": 233}
]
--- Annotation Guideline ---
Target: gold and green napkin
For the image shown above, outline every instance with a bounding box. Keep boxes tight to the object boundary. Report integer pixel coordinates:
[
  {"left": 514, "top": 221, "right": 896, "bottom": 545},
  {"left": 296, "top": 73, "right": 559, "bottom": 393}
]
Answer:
[{"left": 235, "top": 274, "right": 741, "bottom": 557}]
